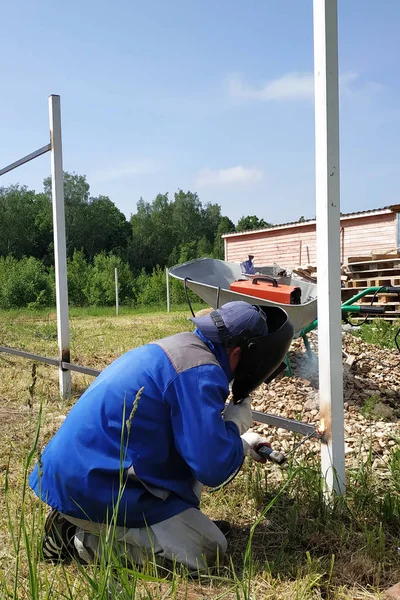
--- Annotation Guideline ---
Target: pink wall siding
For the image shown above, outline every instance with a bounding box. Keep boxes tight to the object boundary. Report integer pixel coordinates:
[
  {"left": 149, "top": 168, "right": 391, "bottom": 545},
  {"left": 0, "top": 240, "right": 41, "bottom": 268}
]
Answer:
[
  {"left": 340, "top": 214, "right": 396, "bottom": 262},
  {"left": 225, "top": 212, "right": 397, "bottom": 269}
]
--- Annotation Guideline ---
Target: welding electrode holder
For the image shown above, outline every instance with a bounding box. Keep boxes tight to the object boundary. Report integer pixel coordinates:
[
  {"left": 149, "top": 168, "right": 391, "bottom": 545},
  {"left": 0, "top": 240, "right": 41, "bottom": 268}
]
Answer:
[
  {"left": 256, "top": 429, "right": 327, "bottom": 466},
  {"left": 256, "top": 445, "right": 287, "bottom": 465}
]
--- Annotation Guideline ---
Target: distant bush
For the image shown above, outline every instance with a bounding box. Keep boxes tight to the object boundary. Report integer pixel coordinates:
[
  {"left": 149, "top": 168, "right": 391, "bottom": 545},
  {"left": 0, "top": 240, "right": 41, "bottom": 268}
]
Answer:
[
  {"left": 67, "top": 250, "right": 92, "bottom": 306},
  {"left": 85, "top": 252, "right": 134, "bottom": 306},
  {"left": 134, "top": 266, "right": 200, "bottom": 307},
  {"left": 133, "top": 267, "right": 164, "bottom": 306},
  {"left": 0, "top": 254, "right": 202, "bottom": 309},
  {"left": 0, "top": 256, "right": 53, "bottom": 309}
]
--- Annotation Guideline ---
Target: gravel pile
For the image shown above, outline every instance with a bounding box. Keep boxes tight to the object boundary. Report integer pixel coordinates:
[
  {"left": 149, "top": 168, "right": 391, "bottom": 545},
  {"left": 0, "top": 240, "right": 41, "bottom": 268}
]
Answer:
[{"left": 250, "top": 331, "right": 400, "bottom": 469}]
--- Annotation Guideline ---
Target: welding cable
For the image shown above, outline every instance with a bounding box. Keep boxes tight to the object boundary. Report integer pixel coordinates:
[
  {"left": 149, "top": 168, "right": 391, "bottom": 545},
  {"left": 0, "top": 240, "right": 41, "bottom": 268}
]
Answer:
[{"left": 342, "top": 286, "right": 386, "bottom": 328}]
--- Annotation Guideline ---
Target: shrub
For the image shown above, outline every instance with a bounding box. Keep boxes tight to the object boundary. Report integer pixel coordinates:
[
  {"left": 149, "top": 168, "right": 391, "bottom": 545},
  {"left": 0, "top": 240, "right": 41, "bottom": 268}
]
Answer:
[
  {"left": 134, "top": 266, "right": 166, "bottom": 306},
  {"left": 0, "top": 256, "right": 53, "bottom": 309},
  {"left": 134, "top": 266, "right": 202, "bottom": 307},
  {"left": 67, "top": 250, "right": 92, "bottom": 306},
  {"left": 85, "top": 252, "right": 134, "bottom": 306}
]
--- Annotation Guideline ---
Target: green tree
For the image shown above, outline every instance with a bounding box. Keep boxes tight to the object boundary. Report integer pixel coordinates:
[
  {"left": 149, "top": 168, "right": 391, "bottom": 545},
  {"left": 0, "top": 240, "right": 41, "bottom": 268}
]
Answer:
[
  {"left": 197, "top": 235, "right": 213, "bottom": 257},
  {"left": 170, "top": 190, "right": 203, "bottom": 245},
  {"left": 0, "top": 185, "right": 52, "bottom": 260},
  {"left": 129, "top": 194, "right": 175, "bottom": 274},
  {"left": 129, "top": 190, "right": 232, "bottom": 271},
  {"left": 236, "top": 215, "right": 272, "bottom": 232},
  {"left": 43, "top": 172, "right": 130, "bottom": 260},
  {"left": 178, "top": 241, "right": 198, "bottom": 264},
  {"left": 43, "top": 171, "right": 90, "bottom": 204},
  {"left": 201, "top": 203, "right": 222, "bottom": 244},
  {"left": 213, "top": 216, "right": 235, "bottom": 259},
  {"left": 85, "top": 196, "right": 131, "bottom": 261},
  {"left": 44, "top": 172, "right": 91, "bottom": 258}
]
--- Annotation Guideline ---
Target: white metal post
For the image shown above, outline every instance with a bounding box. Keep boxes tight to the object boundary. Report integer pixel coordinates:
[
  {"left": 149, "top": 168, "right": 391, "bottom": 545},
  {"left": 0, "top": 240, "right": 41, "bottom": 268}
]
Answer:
[
  {"left": 313, "top": 0, "right": 346, "bottom": 495},
  {"left": 166, "top": 268, "right": 170, "bottom": 313},
  {"left": 49, "top": 95, "right": 71, "bottom": 399},
  {"left": 115, "top": 267, "right": 119, "bottom": 316}
]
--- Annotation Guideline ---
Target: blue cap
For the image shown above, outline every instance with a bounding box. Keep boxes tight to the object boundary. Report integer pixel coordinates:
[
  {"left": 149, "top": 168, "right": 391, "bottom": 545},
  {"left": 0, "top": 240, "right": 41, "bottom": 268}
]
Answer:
[{"left": 190, "top": 301, "right": 268, "bottom": 345}]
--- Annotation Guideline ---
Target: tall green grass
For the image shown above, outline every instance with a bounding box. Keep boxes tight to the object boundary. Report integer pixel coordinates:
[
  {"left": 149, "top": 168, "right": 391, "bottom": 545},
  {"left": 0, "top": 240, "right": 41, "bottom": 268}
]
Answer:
[{"left": 3, "top": 400, "right": 400, "bottom": 599}]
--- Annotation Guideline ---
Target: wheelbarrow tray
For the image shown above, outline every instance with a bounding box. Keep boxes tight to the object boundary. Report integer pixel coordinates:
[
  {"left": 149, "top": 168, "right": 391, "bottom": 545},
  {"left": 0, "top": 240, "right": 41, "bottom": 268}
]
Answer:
[{"left": 168, "top": 258, "right": 317, "bottom": 334}]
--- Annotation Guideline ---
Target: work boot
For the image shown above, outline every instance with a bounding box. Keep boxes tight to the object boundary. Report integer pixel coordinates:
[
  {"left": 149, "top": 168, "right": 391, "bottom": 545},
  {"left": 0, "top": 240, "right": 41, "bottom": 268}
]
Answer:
[
  {"left": 42, "top": 509, "right": 78, "bottom": 563},
  {"left": 213, "top": 520, "right": 231, "bottom": 537}
]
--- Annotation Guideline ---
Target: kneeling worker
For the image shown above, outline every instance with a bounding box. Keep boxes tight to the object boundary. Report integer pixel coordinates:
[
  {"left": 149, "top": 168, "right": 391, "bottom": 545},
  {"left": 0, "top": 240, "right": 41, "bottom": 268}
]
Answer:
[{"left": 29, "top": 301, "right": 293, "bottom": 571}]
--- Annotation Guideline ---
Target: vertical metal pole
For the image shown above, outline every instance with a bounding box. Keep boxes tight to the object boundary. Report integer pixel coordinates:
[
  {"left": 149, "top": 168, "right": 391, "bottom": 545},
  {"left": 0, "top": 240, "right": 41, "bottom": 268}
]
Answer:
[
  {"left": 49, "top": 95, "right": 71, "bottom": 398},
  {"left": 115, "top": 267, "right": 119, "bottom": 316},
  {"left": 313, "top": 0, "right": 346, "bottom": 495},
  {"left": 166, "top": 268, "right": 170, "bottom": 313}
]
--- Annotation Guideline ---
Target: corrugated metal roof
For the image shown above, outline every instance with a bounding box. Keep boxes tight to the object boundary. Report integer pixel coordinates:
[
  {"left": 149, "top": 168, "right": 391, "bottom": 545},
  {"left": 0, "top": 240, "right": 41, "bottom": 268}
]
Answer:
[{"left": 222, "top": 204, "right": 400, "bottom": 239}]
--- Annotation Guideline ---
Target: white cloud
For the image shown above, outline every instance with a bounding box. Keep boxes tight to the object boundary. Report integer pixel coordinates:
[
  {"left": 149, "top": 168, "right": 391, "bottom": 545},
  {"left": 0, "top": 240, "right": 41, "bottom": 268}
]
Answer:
[
  {"left": 227, "top": 72, "right": 314, "bottom": 101},
  {"left": 195, "top": 166, "right": 263, "bottom": 188},
  {"left": 227, "top": 71, "right": 383, "bottom": 102},
  {"left": 339, "top": 72, "right": 384, "bottom": 97},
  {"left": 90, "top": 159, "right": 158, "bottom": 183}
]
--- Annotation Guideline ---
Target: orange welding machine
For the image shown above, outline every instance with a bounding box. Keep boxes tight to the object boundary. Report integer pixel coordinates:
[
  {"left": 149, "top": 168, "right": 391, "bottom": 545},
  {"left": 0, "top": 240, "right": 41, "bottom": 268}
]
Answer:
[{"left": 230, "top": 276, "right": 301, "bottom": 305}]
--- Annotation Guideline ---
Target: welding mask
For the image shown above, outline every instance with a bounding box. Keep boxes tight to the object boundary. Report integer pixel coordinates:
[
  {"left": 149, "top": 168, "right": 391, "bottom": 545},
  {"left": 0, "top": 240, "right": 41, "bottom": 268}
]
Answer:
[
  {"left": 230, "top": 306, "right": 294, "bottom": 401},
  {"left": 190, "top": 302, "right": 294, "bottom": 402}
]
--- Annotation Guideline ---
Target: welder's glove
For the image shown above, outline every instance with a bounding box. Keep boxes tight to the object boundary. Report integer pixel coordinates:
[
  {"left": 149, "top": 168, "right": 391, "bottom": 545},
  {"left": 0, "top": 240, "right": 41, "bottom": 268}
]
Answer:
[
  {"left": 223, "top": 397, "right": 252, "bottom": 435},
  {"left": 241, "top": 430, "right": 271, "bottom": 464}
]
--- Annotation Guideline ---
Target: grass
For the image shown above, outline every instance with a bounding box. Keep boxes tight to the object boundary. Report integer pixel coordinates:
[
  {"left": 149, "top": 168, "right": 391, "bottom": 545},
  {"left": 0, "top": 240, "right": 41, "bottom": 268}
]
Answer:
[
  {"left": 0, "top": 306, "right": 400, "bottom": 599},
  {"left": 360, "top": 395, "right": 381, "bottom": 420},
  {"left": 357, "top": 318, "right": 400, "bottom": 349}
]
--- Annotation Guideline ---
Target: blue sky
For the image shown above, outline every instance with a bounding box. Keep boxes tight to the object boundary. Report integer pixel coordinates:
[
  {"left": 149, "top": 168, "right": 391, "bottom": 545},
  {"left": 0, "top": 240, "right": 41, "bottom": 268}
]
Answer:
[{"left": 1, "top": 0, "right": 399, "bottom": 225}]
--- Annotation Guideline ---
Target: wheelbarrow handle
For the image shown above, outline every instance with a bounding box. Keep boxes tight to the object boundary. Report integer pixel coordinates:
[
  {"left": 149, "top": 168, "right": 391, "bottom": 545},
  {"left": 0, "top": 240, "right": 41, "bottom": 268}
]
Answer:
[{"left": 252, "top": 276, "right": 279, "bottom": 288}]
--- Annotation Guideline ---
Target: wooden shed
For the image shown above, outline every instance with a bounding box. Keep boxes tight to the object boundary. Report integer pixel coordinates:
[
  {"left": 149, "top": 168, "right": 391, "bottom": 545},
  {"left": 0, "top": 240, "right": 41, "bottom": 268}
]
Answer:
[{"left": 223, "top": 205, "right": 400, "bottom": 269}]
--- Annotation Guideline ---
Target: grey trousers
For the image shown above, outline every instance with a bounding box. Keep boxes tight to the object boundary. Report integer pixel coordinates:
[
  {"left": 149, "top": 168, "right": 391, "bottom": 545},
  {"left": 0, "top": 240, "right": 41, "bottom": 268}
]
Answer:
[{"left": 63, "top": 508, "right": 228, "bottom": 571}]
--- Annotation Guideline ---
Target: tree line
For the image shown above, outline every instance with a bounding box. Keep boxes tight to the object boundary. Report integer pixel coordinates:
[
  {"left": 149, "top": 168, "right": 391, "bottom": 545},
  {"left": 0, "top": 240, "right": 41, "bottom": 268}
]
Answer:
[{"left": 0, "top": 173, "right": 272, "bottom": 308}]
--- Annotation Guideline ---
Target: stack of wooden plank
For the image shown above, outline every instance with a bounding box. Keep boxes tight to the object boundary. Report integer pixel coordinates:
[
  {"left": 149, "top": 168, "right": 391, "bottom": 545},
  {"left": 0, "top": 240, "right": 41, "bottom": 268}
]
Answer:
[
  {"left": 292, "top": 264, "right": 317, "bottom": 282},
  {"left": 293, "top": 264, "right": 348, "bottom": 284},
  {"left": 342, "top": 250, "right": 400, "bottom": 321}
]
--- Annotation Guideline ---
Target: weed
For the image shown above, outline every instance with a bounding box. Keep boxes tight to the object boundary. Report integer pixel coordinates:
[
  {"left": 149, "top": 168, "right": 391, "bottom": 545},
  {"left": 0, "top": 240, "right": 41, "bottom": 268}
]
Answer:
[
  {"left": 357, "top": 318, "right": 400, "bottom": 349},
  {"left": 360, "top": 394, "right": 380, "bottom": 419}
]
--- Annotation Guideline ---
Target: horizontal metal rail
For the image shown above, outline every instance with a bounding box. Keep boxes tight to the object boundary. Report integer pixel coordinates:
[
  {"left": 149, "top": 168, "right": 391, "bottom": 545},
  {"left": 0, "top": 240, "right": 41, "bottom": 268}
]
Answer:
[
  {"left": 0, "top": 344, "right": 315, "bottom": 436},
  {"left": 252, "top": 410, "right": 316, "bottom": 436},
  {"left": 61, "top": 362, "right": 101, "bottom": 377},
  {"left": 0, "top": 346, "right": 100, "bottom": 377},
  {"left": 0, "top": 345, "right": 59, "bottom": 366},
  {"left": 0, "top": 143, "right": 51, "bottom": 177}
]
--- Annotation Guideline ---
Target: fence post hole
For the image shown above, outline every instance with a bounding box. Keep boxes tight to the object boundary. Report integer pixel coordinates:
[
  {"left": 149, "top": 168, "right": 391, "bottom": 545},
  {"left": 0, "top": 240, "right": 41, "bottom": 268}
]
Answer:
[{"left": 49, "top": 94, "right": 71, "bottom": 399}]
